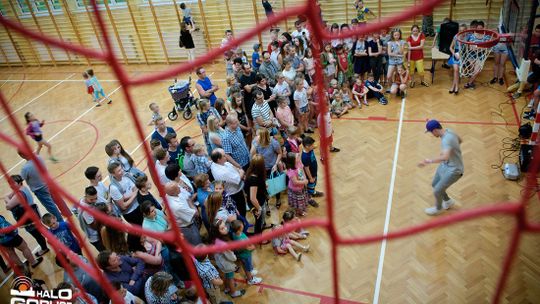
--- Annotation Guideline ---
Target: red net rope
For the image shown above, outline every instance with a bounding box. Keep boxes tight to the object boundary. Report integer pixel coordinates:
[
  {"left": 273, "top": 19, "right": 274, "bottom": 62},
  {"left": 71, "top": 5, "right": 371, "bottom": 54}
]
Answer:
[{"left": 0, "top": 0, "right": 538, "bottom": 303}]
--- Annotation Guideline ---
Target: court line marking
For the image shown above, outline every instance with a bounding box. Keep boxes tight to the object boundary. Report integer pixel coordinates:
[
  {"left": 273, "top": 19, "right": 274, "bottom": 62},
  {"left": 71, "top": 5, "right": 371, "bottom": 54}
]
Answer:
[
  {"left": 0, "top": 73, "right": 76, "bottom": 123},
  {"left": 0, "top": 86, "right": 122, "bottom": 180},
  {"left": 0, "top": 74, "right": 12, "bottom": 88},
  {"left": 372, "top": 97, "right": 406, "bottom": 304},
  {"left": 0, "top": 78, "right": 227, "bottom": 82}
]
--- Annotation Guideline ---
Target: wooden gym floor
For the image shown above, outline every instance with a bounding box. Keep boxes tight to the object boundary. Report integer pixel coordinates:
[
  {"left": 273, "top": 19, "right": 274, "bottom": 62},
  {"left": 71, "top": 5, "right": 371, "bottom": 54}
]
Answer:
[{"left": 0, "top": 63, "right": 539, "bottom": 304}]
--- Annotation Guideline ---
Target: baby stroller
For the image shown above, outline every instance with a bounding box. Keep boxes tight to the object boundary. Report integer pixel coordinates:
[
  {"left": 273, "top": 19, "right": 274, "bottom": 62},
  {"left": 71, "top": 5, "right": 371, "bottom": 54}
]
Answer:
[{"left": 167, "top": 77, "right": 197, "bottom": 120}]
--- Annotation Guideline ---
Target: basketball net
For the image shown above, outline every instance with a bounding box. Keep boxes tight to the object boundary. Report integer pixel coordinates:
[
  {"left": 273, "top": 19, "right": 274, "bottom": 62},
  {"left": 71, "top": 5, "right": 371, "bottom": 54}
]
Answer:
[{"left": 457, "top": 29, "right": 500, "bottom": 78}]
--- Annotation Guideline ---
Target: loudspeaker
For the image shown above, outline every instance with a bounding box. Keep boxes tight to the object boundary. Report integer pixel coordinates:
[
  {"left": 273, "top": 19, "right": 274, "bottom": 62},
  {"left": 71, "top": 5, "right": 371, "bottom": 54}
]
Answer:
[
  {"left": 438, "top": 21, "right": 459, "bottom": 55},
  {"left": 520, "top": 144, "right": 534, "bottom": 172}
]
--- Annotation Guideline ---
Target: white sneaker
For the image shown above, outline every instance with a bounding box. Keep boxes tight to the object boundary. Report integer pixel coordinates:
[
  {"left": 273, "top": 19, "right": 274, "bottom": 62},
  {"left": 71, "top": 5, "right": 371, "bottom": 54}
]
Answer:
[
  {"left": 248, "top": 276, "right": 262, "bottom": 285},
  {"left": 250, "top": 269, "right": 258, "bottom": 276},
  {"left": 443, "top": 199, "right": 455, "bottom": 210},
  {"left": 424, "top": 206, "right": 443, "bottom": 216}
]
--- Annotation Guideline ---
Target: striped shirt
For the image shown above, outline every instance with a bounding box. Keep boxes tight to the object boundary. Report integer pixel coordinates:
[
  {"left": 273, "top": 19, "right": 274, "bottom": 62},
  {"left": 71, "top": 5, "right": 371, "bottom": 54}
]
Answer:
[
  {"left": 195, "top": 257, "right": 221, "bottom": 288},
  {"left": 251, "top": 101, "right": 272, "bottom": 129}
]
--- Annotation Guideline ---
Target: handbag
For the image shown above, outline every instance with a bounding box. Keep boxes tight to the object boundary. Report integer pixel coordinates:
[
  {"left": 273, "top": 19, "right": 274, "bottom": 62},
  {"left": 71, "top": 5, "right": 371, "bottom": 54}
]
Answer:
[{"left": 266, "top": 170, "right": 286, "bottom": 197}]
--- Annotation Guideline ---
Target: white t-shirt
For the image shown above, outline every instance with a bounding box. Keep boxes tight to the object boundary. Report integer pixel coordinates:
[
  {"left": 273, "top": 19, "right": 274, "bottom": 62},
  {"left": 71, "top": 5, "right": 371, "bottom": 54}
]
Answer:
[
  {"left": 293, "top": 88, "right": 309, "bottom": 109},
  {"left": 155, "top": 161, "right": 170, "bottom": 186},
  {"left": 273, "top": 81, "right": 291, "bottom": 97},
  {"left": 166, "top": 194, "right": 196, "bottom": 227},
  {"left": 93, "top": 181, "right": 109, "bottom": 203},
  {"left": 109, "top": 176, "right": 138, "bottom": 215},
  {"left": 210, "top": 162, "right": 243, "bottom": 195}
]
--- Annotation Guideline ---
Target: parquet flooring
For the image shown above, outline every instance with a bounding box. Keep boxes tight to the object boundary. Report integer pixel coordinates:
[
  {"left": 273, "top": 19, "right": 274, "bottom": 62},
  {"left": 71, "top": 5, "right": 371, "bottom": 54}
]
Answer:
[{"left": 0, "top": 63, "right": 538, "bottom": 303}]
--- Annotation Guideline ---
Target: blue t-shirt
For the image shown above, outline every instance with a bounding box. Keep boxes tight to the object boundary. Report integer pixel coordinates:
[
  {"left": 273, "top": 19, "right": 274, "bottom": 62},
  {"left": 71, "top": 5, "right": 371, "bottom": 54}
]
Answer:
[
  {"left": 301, "top": 150, "right": 318, "bottom": 179},
  {"left": 252, "top": 52, "right": 261, "bottom": 69},
  {"left": 50, "top": 222, "right": 81, "bottom": 254}
]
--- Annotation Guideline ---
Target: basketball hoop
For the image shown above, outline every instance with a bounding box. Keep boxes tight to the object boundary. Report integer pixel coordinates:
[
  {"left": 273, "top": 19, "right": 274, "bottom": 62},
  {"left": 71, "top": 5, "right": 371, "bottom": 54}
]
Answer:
[{"left": 456, "top": 29, "right": 500, "bottom": 78}]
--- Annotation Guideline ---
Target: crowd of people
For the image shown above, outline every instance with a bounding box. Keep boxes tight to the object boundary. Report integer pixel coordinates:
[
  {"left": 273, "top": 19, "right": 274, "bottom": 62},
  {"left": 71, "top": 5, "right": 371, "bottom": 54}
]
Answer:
[{"left": 0, "top": 0, "right": 530, "bottom": 303}]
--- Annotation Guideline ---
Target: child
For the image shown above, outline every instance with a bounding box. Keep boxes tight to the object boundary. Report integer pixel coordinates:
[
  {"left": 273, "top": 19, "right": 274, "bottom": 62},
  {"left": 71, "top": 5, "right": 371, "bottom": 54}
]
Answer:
[
  {"left": 301, "top": 136, "right": 323, "bottom": 207},
  {"left": 225, "top": 75, "right": 239, "bottom": 99},
  {"left": 321, "top": 43, "right": 337, "bottom": 84},
  {"left": 252, "top": 43, "right": 261, "bottom": 72},
  {"left": 110, "top": 281, "right": 144, "bottom": 304},
  {"left": 24, "top": 112, "right": 58, "bottom": 162},
  {"left": 211, "top": 219, "right": 245, "bottom": 298},
  {"left": 283, "top": 126, "right": 302, "bottom": 154},
  {"left": 230, "top": 220, "right": 262, "bottom": 285},
  {"left": 365, "top": 73, "right": 388, "bottom": 105},
  {"left": 448, "top": 23, "right": 467, "bottom": 95},
  {"left": 390, "top": 64, "right": 410, "bottom": 98},
  {"left": 331, "top": 91, "right": 349, "bottom": 117},
  {"left": 352, "top": 77, "right": 369, "bottom": 108},
  {"left": 82, "top": 72, "right": 97, "bottom": 105},
  {"left": 354, "top": 0, "right": 376, "bottom": 24},
  {"left": 282, "top": 208, "right": 310, "bottom": 240},
  {"left": 275, "top": 97, "right": 294, "bottom": 138},
  {"left": 293, "top": 78, "right": 312, "bottom": 134},
  {"left": 341, "top": 79, "right": 354, "bottom": 108},
  {"left": 336, "top": 44, "right": 349, "bottom": 86},
  {"left": 407, "top": 24, "right": 429, "bottom": 87},
  {"left": 41, "top": 213, "right": 82, "bottom": 261},
  {"left": 327, "top": 79, "right": 339, "bottom": 100},
  {"left": 284, "top": 152, "right": 309, "bottom": 217},
  {"left": 193, "top": 250, "right": 228, "bottom": 304},
  {"left": 386, "top": 28, "right": 406, "bottom": 86},
  {"left": 147, "top": 102, "right": 161, "bottom": 126},
  {"left": 86, "top": 69, "right": 112, "bottom": 105},
  {"left": 179, "top": 2, "right": 195, "bottom": 29},
  {"left": 318, "top": 101, "right": 341, "bottom": 159},
  {"left": 271, "top": 222, "right": 310, "bottom": 261},
  {"left": 192, "top": 143, "right": 212, "bottom": 175}
]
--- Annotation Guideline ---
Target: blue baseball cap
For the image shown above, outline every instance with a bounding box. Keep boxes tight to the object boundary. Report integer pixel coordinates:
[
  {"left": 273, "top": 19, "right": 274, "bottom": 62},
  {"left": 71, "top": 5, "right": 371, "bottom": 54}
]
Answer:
[{"left": 425, "top": 119, "right": 442, "bottom": 132}]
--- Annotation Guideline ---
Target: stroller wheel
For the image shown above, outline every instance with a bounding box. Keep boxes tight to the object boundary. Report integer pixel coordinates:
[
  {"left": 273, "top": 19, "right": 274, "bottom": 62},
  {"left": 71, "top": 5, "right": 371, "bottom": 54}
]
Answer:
[
  {"left": 168, "top": 110, "right": 178, "bottom": 121},
  {"left": 183, "top": 109, "right": 193, "bottom": 120}
]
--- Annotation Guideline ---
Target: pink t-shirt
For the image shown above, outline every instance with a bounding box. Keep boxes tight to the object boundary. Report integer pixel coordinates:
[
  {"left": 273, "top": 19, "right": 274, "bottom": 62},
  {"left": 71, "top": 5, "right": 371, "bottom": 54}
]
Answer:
[
  {"left": 276, "top": 106, "right": 294, "bottom": 129},
  {"left": 287, "top": 168, "right": 305, "bottom": 192}
]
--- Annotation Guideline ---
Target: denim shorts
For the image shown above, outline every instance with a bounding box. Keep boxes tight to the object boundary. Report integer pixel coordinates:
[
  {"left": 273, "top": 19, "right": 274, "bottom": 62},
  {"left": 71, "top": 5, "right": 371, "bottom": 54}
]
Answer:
[
  {"left": 299, "top": 105, "right": 309, "bottom": 114},
  {"left": 492, "top": 43, "right": 508, "bottom": 54}
]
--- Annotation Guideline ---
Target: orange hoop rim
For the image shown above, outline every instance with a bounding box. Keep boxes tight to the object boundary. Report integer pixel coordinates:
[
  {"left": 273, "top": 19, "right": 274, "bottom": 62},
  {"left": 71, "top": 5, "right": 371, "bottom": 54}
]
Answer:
[{"left": 456, "top": 29, "right": 500, "bottom": 48}]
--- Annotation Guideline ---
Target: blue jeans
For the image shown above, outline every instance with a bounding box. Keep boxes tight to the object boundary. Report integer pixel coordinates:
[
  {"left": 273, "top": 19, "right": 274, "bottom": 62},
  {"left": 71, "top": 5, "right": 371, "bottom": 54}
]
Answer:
[
  {"left": 34, "top": 186, "right": 64, "bottom": 222},
  {"left": 239, "top": 255, "right": 253, "bottom": 272}
]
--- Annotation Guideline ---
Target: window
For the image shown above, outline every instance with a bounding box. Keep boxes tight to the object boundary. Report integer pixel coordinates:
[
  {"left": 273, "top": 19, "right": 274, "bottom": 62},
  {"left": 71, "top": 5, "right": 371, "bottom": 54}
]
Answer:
[
  {"left": 17, "top": 0, "right": 61, "bottom": 14},
  {"left": 75, "top": 0, "right": 127, "bottom": 8}
]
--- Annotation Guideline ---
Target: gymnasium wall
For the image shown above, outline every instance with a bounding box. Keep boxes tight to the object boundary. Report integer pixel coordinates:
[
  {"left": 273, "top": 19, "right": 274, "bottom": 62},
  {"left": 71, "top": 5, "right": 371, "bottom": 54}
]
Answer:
[{"left": 0, "top": 0, "right": 503, "bottom": 67}]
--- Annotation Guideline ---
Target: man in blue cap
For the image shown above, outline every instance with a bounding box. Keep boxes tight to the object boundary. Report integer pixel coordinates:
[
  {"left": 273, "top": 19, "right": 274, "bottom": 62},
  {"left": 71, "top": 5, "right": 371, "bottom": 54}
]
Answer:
[{"left": 418, "top": 119, "right": 464, "bottom": 215}]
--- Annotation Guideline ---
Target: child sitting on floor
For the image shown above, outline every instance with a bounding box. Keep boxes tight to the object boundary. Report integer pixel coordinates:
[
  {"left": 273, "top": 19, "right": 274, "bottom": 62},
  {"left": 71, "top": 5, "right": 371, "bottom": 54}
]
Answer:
[
  {"left": 271, "top": 217, "right": 310, "bottom": 261},
  {"left": 282, "top": 208, "right": 310, "bottom": 239},
  {"left": 352, "top": 77, "right": 369, "bottom": 108},
  {"left": 331, "top": 90, "right": 349, "bottom": 118},
  {"left": 365, "top": 72, "right": 388, "bottom": 105}
]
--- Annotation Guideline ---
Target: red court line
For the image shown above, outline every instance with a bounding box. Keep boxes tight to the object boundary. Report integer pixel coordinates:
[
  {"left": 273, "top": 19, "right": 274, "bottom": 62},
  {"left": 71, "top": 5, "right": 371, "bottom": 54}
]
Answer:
[
  {"left": 234, "top": 279, "right": 365, "bottom": 304},
  {"left": 338, "top": 116, "right": 517, "bottom": 126}
]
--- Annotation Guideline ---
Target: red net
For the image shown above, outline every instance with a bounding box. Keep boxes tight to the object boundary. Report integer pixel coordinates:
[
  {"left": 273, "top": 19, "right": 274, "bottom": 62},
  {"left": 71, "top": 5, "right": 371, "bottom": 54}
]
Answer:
[{"left": 0, "top": 0, "right": 538, "bottom": 303}]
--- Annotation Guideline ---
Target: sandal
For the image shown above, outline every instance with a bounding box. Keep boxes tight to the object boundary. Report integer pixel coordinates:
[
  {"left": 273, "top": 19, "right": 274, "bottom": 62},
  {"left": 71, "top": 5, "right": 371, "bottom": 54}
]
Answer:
[
  {"left": 420, "top": 81, "right": 430, "bottom": 87},
  {"left": 330, "top": 147, "right": 340, "bottom": 153}
]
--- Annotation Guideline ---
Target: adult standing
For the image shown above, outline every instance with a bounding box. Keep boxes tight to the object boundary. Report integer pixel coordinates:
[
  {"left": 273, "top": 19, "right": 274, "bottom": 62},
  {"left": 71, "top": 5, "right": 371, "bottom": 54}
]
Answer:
[
  {"left": 107, "top": 162, "right": 144, "bottom": 252},
  {"left": 18, "top": 150, "right": 64, "bottom": 222},
  {"left": 244, "top": 154, "right": 269, "bottom": 238},
  {"left": 251, "top": 90, "right": 276, "bottom": 132},
  {"left": 255, "top": 75, "right": 278, "bottom": 114},
  {"left": 164, "top": 181, "right": 201, "bottom": 246},
  {"left": 195, "top": 67, "right": 219, "bottom": 107},
  {"left": 151, "top": 117, "right": 176, "bottom": 149},
  {"left": 258, "top": 51, "right": 280, "bottom": 87},
  {"left": 180, "top": 136, "right": 197, "bottom": 178},
  {"left": 78, "top": 186, "right": 105, "bottom": 251},
  {"left": 239, "top": 63, "right": 258, "bottom": 124},
  {"left": 418, "top": 120, "right": 463, "bottom": 216},
  {"left": 221, "top": 115, "right": 251, "bottom": 171},
  {"left": 196, "top": 99, "right": 221, "bottom": 154},
  {"left": 250, "top": 128, "right": 283, "bottom": 210},
  {"left": 210, "top": 148, "right": 247, "bottom": 218},
  {"left": 179, "top": 22, "right": 196, "bottom": 62}
]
